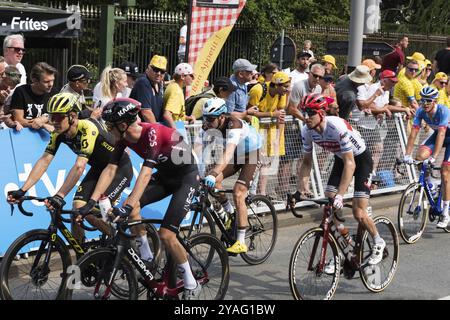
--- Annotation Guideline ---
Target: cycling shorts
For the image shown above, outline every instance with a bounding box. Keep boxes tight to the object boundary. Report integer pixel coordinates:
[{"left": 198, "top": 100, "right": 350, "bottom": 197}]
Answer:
[
  {"left": 325, "top": 149, "right": 373, "bottom": 199},
  {"left": 421, "top": 129, "right": 450, "bottom": 164},
  {"left": 221, "top": 150, "right": 260, "bottom": 189}
]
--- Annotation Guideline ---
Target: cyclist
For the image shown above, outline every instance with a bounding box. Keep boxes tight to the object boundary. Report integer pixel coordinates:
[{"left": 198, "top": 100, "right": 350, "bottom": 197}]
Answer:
[
  {"left": 403, "top": 86, "right": 450, "bottom": 228},
  {"left": 196, "top": 97, "right": 262, "bottom": 254},
  {"left": 83, "top": 97, "right": 202, "bottom": 300},
  {"left": 295, "top": 93, "right": 386, "bottom": 265},
  {"left": 6, "top": 92, "right": 137, "bottom": 248}
]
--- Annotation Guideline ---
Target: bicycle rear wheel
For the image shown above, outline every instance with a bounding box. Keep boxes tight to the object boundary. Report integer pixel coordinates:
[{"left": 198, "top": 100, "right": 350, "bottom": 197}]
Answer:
[
  {"left": 398, "top": 183, "right": 428, "bottom": 244},
  {"left": 241, "top": 195, "right": 278, "bottom": 265},
  {"left": 171, "top": 233, "right": 229, "bottom": 300},
  {"left": 73, "top": 248, "right": 138, "bottom": 300},
  {"left": 289, "top": 227, "right": 340, "bottom": 300},
  {"left": 359, "top": 215, "right": 399, "bottom": 293},
  {"left": 0, "top": 229, "right": 72, "bottom": 300}
]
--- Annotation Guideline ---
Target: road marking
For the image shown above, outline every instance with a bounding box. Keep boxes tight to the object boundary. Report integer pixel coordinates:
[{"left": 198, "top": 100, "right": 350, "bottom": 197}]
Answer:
[{"left": 439, "top": 295, "right": 450, "bottom": 300}]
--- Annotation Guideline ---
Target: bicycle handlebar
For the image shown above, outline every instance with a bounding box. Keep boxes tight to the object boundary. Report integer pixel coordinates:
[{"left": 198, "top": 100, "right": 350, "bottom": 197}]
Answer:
[
  {"left": 286, "top": 195, "right": 352, "bottom": 218},
  {"left": 396, "top": 158, "right": 441, "bottom": 179}
]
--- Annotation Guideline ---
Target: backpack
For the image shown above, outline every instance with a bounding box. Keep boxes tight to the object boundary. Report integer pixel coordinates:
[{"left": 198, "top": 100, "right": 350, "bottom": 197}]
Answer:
[
  {"left": 248, "top": 82, "right": 268, "bottom": 103},
  {"left": 185, "top": 88, "right": 216, "bottom": 116}
]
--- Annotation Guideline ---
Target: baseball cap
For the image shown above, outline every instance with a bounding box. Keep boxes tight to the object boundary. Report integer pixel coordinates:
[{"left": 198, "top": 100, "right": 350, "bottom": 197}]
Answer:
[
  {"left": 271, "top": 71, "right": 290, "bottom": 84},
  {"left": 67, "top": 65, "right": 91, "bottom": 82},
  {"left": 362, "top": 59, "right": 381, "bottom": 70},
  {"left": 232, "top": 58, "right": 257, "bottom": 72},
  {"left": 149, "top": 55, "right": 168, "bottom": 71},
  {"left": 213, "top": 77, "right": 237, "bottom": 92},
  {"left": 120, "top": 61, "right": 140, "bottom": 78},
  {"left": 174, "top": 63, "right": 194, "bottom": 76},
  {"left": 297, "top": 51, "right": 312, "bottom": 59},
  {"left": 406, "top": 52, "right": 425, "bottom": 62},
  {"left": 322, "top": 55, "right": 336, "bottom": 69},
  {"left": 433, "top": 72, "right": 448, "bottom": 83},
  {"left": 348, "top": 65, "right": 373, "bottom": 84},
  {"left": 379, "top": 70, "right": 398, "bottom": 82}
]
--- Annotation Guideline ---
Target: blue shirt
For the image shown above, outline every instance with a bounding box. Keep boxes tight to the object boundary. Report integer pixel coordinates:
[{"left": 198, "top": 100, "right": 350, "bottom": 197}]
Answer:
[
  {"left": 225, "top": 75, "right": 248, "bottom": 113},
  {"left": 413, "top": 104, "right": 450, "bottom": 131},
  {"left": 130, "top": 75, "right": 164, "bottom": 122}
]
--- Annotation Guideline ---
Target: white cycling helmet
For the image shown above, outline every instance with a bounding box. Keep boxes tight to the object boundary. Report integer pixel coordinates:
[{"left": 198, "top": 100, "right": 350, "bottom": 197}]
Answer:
[
  {"left": 203, "top": 97, "right": 228, "bottom": 117},
  {"left": 420, "top": 86, "right": 439, "bottom": 100}
]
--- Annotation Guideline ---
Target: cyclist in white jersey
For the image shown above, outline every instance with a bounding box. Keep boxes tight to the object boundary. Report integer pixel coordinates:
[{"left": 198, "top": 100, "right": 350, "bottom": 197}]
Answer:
[{"left": 295, "top": 93, "right": 385, "bottom": 265}]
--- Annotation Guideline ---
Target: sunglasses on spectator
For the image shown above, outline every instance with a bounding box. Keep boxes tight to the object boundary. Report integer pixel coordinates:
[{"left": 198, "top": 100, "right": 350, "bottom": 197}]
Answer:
[
  {"left": 7, "top": 47, "right": 26, "bottom": 54},
  {"left": 310, "top": 73, "right": 323, "bottom": 80},
  {"left": 79, "top": 78, "right": 91, "bottom": 84},
  {"left": 440, "top": 81, "right": 448, "bottom": 85},
  {"left": 407, "top": 67, "right": 419, "bottom": 72},
  {"left": 301, "top": 109, "right": 319, "bottom": 117},
  {"left": 50, "top": 114, "right": 68, "bottom": 123},
  {"left": 204, "top": 116, "right": 218, "bottom": 123},
  {"left": 150, "top": 66, "right": 166, "bottom": 74}
]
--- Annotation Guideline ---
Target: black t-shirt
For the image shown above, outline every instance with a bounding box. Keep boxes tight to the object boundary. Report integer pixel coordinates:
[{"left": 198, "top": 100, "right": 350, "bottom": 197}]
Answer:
[
  {"left": 10, "top": 84, "right": 57, "bottom": 120},
  {"left": 435, "top": 49, "right": 450, "bottom": 75},
  {"left": 335, "top": 76, "right": 358, "bottom": 120}
]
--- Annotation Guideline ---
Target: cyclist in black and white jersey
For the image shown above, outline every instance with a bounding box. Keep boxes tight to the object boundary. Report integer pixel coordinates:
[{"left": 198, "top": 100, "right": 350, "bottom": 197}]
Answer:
[{"left": 295, "top": 93, "right": 385, "bottom": 266}]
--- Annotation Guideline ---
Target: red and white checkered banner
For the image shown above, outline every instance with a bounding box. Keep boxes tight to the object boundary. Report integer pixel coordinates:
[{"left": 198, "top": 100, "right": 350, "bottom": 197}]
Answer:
[{"left": 187, "top": 0, "right": 246, "bottom": 95}]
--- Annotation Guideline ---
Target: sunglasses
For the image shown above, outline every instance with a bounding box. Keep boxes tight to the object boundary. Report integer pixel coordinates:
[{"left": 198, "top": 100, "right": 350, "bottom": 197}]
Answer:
[
  {"left": 301, "top": 109, "right": 319, "bottom": 117},
  {"left": 440, "top": 81, "right": 448, "bottom": 85},
  {"left": 204, "top": 116, "right": 218, "bottom": 123},
  {"left": 150, "top": 66, "right": 166, "bottom": 74},
  {"left": 407, "top": 67, "right": 419, "bottom": 72},
  {"left": 185, "top": 74, "right": 195, "bottom": 79},
  {"left": 50, "top": 114, "right": 68, "bottom": 123},
  {"left": 7, "top": 47, "right": 26, "bottom": 54},
  {"left": 311, "top": 73, "right": 323, "bottom": 80},
  {"left": 421, "top": 99, "right": 434, "bottom": 105}
]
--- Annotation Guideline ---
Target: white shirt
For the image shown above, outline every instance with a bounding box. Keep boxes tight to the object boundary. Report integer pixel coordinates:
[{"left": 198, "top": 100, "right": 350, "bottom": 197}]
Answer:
[
  {"left": 178, "top": 25, "right": 188, "bottom": 54},
  {"left": 354, "top": 81, "right": 390, "bottom": 129},
  {"left": 289, "top": 69, "right": 308, "bottom": 84}
]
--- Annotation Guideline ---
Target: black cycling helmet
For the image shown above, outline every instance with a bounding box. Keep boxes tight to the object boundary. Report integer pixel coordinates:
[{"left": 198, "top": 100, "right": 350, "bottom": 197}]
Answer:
[{"left": 102, "top": 97, "right": 141, "bottom": 124}]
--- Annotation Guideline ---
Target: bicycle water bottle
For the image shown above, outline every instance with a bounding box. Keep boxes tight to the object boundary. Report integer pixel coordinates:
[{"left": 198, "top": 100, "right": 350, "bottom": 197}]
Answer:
[
  {"left": 338, "top": 223, "right": 354, "bottom": 246},
  {"left": 98, "top": 195, "right": 111, "bottom": 222}
]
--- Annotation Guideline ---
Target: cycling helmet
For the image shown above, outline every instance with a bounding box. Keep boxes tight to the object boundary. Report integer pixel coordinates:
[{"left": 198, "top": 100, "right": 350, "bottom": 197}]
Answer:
[
  {"left": 47, "top": 92, "right": 82, "bottom": 114},
  {"left": 102, "top": 97, "right": 142, "bottom": 124},
  {"left": 203, "top": 97, "right": 227, "bottom": 117},
  {"left": 299, "top": 93, "right": 328, "bottom": 111},
  {"left": 420, "top": 86, "right": 439, "bottom": 100}
]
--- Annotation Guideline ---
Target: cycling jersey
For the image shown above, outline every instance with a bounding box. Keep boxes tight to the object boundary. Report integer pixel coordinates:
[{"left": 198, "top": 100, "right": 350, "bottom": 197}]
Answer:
[
  {"left": 413, "top": 104, "right": 450, "bottom": 131},
  {"left": 196, "top": 116, "right": 262, "bottom": 157},
  {"left": 301, "top": 116, "right": 366, "bottom": 159},
  {"left": 110, "top": 122, "right": 195, "bottom": 174},
  {"left": 45, "top": 118, "right": 117, "bottom": 169}
]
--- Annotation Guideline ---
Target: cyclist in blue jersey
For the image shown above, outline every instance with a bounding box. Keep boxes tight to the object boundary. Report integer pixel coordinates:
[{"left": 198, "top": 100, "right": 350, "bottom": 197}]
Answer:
[
  {"left": 195, "top": 97, "right": 262, "bottom": 254},
  {"left": 404, "top": 86, "right": 450, "bottom": 228}
]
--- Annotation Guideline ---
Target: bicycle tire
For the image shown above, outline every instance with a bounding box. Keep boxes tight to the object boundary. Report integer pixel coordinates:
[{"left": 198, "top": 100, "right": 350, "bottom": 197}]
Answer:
[
  {"left": 0, "top": 229, "right": 72, "bottom": 300},
  {"left": 397, "top": 182, "right": 428, "bottom": 244},
  {"left": 73, "top": 248, "right": 138, "bottom": 300},
  {"left": 359, "top": 215, "right": 399, "bottom": 293},
  {"left": 241, "top": 195, "right": 278, "bottom": 265},
  {"left": 169, "top": 233, "right": 229, "bottom": 300},
  {"left": 180, "top": 209, "right": 217, "bottom": 239},
  {"left": 289, "top": 227, "right": 340, "bottom": 300}
]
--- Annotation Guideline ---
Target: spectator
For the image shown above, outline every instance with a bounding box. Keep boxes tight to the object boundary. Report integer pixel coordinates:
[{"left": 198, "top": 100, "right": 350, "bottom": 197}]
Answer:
[
  {"left": 397, "top": 52, "right": 426, "bottom": 80},
  {"left": 191, "top": 77, "right": 236, "bottom": 120},
  {"left": 3, "top": 34, "right": 26, "bottom": 85},
  {"left": 10, "top": 62, "right": 57, "bottom": 133},
  {"left": 162, "top": 63, "right": 195, "bottom": 128},
  {"left": 248, "top": 63, "right": 279, "bottom": 108},
  {"left": 178, "top": 24, "right": 188, "bottom": 63},
  {"left": 226, "top": 58, "right": 257, "bottom": 115},
  {"left": 321, "top": 55, "right": 337, "bottom": 78},
  {"left": 433, "top": 36, "right": 450, "bottom": 75},
  {"left": 302, "top": 40, "right": 315, "bottom": 63},
  {"left": 60, "top": 65, "right": 91, "bottom": 113},
  {"left": 119, "top": 61, "right": 141, "bottom": 94},
  {"left": 129, "top": 54, "right": 167, "bottom": 123},
  {"left": 319, "top": 75, "right": 338, "bottom": 114},
  {"left": 290, "top": 52, "right": 311, "bottom": 84},
  {"left": 381, "top": 35, "right": 408, "bottom": 73},
  {"left": 418, "top": 59, "right": 432, "bottom": 86},
  {"left": 335, "top": 65, "right": 373, "bottom": 120},
  {"left": 92, "top": 66, "right": 128, "bottom": 110},
  {"left": 0, "top": 63, "right": 22, "bottom": 129},
  {"left": 430, "top": 72, "right": 449, "bottom": 107}
]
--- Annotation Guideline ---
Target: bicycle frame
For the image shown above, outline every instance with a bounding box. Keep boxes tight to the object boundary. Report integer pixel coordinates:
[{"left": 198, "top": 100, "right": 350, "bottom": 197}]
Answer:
[{"left": 417, "top": 163, "right": 443, "bottom": 215}]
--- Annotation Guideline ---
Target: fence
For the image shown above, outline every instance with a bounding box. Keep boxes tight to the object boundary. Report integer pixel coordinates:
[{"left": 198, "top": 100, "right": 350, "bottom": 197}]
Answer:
[
  {"left": 15, "top": 3, "right": 448, "bottom": 88},
  {"left": 184, "top": 113, "right": 429, "bottom": 212}
]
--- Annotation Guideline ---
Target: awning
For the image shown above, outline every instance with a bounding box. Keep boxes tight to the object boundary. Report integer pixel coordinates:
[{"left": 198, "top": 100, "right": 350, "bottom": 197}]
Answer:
[{"left": 0, "top": 1, "right": 81, "bottom": 38}]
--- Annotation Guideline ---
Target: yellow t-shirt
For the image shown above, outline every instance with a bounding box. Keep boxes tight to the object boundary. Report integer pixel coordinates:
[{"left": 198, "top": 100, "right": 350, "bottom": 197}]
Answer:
[
  {"left": 393, "top": 76, "right": 419, "bottom": 108},
  {"left": 430, "top": 84, "right": 450, "bottom": 107},
  {"left": 163, "top": 82, "right": 185, "bottom": 121},
  {"left": 248, "top": 81, "right": 267, "bottom": 107}
]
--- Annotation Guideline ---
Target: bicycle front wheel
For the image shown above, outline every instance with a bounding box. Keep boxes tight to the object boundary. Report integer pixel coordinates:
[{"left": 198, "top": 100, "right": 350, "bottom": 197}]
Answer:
[
  {"left": 398, "top": 182, "right": 428, "bottom": 244},
  {"left": 0, "top": 229, "right": 72, "bottom": 300},
  {"left": 72, "top": 248, "right": 138, "bottom": 300},
  {"left": 241, "top": 195, "right": 278, "bottom": 265},
  {"left": 359, "top": 215, "right": 399, "bottom": 293},
  {"left": 289, "top": 227, "right": 340, "bottom": 300}
]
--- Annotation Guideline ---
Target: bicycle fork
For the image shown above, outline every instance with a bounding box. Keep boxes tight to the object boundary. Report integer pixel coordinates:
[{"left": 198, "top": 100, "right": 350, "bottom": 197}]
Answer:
[{"left": 94, "top": 244, "right": 127, "bottom": 300}]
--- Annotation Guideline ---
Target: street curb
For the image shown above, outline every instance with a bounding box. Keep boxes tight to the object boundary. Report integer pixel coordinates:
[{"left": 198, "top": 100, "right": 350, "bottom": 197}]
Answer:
[{"left": 276, "top": 191, "right": 402, "bottom": 229}]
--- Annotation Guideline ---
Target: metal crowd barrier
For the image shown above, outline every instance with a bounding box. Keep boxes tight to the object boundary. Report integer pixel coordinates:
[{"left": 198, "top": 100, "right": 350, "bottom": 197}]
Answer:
[{"left": 185, "top": 113, "right": 434, "bottom": 212}]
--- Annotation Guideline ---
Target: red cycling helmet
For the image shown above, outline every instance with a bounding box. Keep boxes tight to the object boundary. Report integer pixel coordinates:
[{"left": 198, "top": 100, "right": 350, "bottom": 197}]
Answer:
[{"left": 299, "top": 93, "right": 328, "bottom": 111}]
